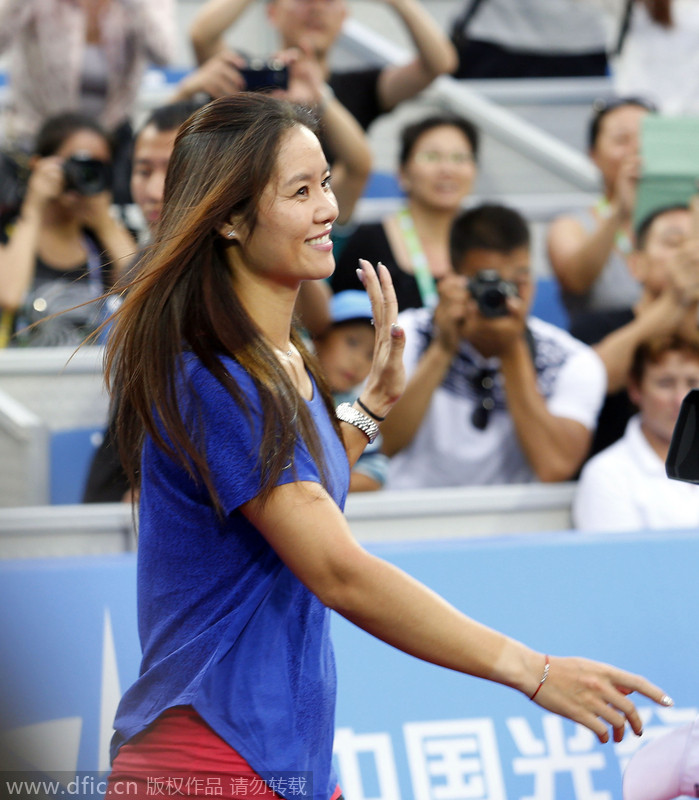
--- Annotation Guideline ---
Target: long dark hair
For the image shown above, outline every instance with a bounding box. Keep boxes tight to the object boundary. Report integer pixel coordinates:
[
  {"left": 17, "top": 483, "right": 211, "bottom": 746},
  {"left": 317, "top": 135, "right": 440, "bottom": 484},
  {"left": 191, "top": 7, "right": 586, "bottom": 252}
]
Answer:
[{"left": 105, "top": 94, "right": 342, "bottom": 511}]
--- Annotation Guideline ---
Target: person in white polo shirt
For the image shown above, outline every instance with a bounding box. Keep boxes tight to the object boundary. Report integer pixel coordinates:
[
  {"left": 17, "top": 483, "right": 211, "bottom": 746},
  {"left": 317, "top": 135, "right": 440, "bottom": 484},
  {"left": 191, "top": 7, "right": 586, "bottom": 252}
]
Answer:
[
  {"left": 573, "top": 333, "right": 699, "bottom": 532},
  {"left": 382, "top": 203, "right": 607, "bottom": 490}
]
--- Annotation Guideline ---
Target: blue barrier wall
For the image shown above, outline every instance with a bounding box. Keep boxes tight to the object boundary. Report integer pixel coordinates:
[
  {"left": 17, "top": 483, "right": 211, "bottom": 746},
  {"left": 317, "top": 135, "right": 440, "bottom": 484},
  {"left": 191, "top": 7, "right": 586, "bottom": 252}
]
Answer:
[{"left": 0, "top": 530, "right": 696, "bottom": 799}]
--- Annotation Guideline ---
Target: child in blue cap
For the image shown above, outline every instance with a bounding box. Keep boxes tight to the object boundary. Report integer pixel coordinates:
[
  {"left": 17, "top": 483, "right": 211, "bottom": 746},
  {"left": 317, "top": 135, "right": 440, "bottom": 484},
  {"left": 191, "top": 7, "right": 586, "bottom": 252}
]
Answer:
[{"left": 314, "top": 290, "right": 389, "bottom": 491}]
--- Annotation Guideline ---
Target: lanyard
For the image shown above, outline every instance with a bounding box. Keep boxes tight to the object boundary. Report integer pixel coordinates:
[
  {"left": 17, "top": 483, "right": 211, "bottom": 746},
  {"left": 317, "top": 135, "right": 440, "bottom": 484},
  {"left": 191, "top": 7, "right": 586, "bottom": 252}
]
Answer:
[
  {"left": 595, "top": 197, "right": 633, "bottom": 255},
  {"left": 397, "top": 207, "right": 438, "bottom": 309}
]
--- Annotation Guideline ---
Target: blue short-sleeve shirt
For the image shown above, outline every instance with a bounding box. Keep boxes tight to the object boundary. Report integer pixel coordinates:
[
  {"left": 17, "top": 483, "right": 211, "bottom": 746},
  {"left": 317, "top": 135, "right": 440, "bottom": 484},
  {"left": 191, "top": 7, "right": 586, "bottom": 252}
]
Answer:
[{"left": 111, "top": 354, "right": 350, "bottom": 800}]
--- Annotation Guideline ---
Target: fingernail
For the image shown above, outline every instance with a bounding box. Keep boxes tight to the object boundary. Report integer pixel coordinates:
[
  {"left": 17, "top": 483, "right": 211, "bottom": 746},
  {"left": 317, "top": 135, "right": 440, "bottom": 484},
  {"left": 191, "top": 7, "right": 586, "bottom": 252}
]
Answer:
[
  {"left": 661, "top": 695, "right": 674, "bottom": 707},
  {"left": 356, "top": 268, "right": 365, "bottom": 284},
  {"left": 390, "top": 323, "right": 403, "bottom": 338}
]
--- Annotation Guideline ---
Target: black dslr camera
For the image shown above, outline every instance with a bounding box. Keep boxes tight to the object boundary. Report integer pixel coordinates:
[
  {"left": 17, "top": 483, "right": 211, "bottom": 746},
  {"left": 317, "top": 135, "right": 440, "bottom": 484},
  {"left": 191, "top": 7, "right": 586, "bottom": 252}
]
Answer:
[
  {"left": 63, "top": 152, "right": 112, "bottom": 196},
  {"left": 467, "top": 269, "right": 518, "bottom": 318},
  {"left": 239, "top": 58, "right": 289, "bottom": 92}
]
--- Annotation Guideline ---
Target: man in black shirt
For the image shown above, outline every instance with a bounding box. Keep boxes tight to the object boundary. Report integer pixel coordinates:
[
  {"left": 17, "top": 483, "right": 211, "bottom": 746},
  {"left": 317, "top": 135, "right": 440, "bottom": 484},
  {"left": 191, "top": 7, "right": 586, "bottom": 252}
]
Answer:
[{"left": 189, "top": 0, "right": 458, "bottom": 132}]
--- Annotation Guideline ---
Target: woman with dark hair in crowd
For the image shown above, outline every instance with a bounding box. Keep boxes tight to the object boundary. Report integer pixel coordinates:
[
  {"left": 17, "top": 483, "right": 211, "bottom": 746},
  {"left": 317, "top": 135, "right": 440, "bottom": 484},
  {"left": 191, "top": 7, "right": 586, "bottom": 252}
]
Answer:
[
  {"left": 0, "top": 112, "right": 136, "bottom": 346},
  {"left": 332, "top": 113, "right": 479, "bottom": 311},
  {"left": 547, "top": 97, "right": 655, "bottom": 325},
  {"left": 104, "top": 93, "right": 670, "bottom": 800}
]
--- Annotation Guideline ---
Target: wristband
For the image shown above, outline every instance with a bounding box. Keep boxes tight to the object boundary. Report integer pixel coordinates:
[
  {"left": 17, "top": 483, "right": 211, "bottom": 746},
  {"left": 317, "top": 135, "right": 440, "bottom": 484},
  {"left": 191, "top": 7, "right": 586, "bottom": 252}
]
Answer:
[
  {"left": 530, "top": 654, "right": 550, "bottom": 701},
  {"left": 356, "top": 397, "right": 386, "bottom": 422}
]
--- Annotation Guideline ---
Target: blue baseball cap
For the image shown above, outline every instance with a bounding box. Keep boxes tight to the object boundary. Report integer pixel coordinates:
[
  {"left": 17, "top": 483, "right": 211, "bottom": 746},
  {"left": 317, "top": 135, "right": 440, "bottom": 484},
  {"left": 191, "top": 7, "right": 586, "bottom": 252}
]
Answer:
[{"left": 330, "top": 290, "right": 373, "bottom": 325}]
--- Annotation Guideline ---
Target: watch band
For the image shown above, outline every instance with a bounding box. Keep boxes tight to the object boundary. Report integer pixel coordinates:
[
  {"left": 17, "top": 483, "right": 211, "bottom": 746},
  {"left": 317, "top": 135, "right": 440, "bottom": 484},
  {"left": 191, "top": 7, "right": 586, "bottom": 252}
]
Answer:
[{"left": 335, "top": 402, "right": 380, "bottom": 444}]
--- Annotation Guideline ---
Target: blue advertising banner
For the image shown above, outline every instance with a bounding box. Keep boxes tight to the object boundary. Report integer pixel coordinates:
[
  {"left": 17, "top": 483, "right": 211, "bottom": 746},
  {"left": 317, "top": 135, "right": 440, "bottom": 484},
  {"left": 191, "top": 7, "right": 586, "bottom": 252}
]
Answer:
[{"left": 0, "top": 529, "right": 696, "bottom": 800}]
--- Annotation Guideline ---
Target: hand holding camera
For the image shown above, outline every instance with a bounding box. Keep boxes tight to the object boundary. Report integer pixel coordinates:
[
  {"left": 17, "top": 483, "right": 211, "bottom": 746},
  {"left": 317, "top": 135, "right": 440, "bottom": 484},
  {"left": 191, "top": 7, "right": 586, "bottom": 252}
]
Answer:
[
  {"left": 432, "top": 274, "right": 470, "bottom": 355},
  {"left": 62, "top": 152, "right": 112, "bottom": 196},
  {"left": 463, "top": 269, "right": 528, "bottom": 359},
  {"left": 24, "top": 156, "right": 65, "bottom": 211},
  {"left": 239, "top": 57, "right": 290, "bottom": 93},
  {"left": 178, "top": 50, "right": 247, "bottom": 99},
  {"left": 467, "top": 269, "right": 518, "bottom": 318}
]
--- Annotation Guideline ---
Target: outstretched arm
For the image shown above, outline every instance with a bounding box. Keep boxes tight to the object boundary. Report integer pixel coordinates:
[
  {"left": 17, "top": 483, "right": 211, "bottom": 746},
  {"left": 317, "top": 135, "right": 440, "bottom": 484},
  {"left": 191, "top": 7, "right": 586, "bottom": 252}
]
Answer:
[
  {"left": 375, "top": 0, "right": 458, "bottom": 112},
  {"left": 243, "top": 477, "right": 672, "bottom": 744},
  {"left": 189, "top": 0, "right": 255, "bottom": 64}
]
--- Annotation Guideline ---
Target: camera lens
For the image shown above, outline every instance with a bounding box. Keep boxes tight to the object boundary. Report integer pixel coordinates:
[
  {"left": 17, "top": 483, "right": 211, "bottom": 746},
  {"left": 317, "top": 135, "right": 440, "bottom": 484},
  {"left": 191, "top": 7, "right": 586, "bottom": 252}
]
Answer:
[
  {"left": 63, "top": 153, "right": 112, "bottom": 196},
  {"left": 479, "top": 287, "right": 508, "bottom": 315}
]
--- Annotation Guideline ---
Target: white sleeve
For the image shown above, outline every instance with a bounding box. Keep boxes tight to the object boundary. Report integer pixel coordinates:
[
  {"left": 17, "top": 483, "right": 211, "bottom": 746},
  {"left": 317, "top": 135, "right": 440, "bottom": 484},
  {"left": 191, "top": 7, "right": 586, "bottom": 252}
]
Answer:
[
  {"left": 572, "top": 455, "right": 645, "bottom": 532},
  {"left": 396, "top": 309, "right": 425, "bottom": 379},
  {"left": 547, "top": 344, "right": 607, "bottom": 430}
]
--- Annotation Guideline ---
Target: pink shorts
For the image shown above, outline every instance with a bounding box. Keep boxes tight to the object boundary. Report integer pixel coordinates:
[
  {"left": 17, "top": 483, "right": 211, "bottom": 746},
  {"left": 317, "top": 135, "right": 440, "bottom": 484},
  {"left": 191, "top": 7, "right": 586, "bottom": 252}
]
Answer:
[{"left": 106, "top": 706, "right": 343, "bottom": 800}]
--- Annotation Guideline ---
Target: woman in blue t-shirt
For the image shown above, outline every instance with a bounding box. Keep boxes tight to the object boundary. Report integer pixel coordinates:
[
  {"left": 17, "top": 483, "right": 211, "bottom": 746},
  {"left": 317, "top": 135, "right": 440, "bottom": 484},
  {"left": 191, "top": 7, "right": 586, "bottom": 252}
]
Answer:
[{"left": 104, "top": 93, "right": 672, "bottom": 800}]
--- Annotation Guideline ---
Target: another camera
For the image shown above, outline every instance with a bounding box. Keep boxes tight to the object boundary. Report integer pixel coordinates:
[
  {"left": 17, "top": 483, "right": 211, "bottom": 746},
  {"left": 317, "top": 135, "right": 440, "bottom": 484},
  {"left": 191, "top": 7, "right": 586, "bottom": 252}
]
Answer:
[
  {"left": 63, "top": 152, "right": 112, "bottom": 196},
  {"left": 239, "top": 58, "right": 289, "bottom": 92},
  {"left": 467, "top": 269, "right": 518, "bottom": 318}
]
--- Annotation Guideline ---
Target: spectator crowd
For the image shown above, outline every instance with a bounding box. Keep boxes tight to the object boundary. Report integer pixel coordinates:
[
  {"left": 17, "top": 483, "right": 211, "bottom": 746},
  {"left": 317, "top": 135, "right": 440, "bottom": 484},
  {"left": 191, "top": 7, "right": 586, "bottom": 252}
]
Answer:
[{"left": 0, "top": 0, "right": 698, "bottom": 536}]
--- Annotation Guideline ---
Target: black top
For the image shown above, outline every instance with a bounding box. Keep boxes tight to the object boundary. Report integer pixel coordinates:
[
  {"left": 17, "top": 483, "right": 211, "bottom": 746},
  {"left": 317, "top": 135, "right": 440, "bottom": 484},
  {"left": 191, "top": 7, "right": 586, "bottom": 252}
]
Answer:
[
  {"left": 331, "top": 221, "right": 427, "bottom": 312},
  {"left": 570, "top": 306, "right": 636, "bottom": 458},
  {"left": 329, "top": 68, "right": 383, "bottom": 131},
  {"left": 0, "top": 212, "right": 111, "bottom": 346}
]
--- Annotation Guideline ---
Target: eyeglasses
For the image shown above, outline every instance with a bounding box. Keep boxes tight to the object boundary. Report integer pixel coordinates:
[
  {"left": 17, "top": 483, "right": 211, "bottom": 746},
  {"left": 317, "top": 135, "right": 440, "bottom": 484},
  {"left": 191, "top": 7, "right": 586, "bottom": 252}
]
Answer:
[{"left": 413, "top": 151, "right": 475, "bottom": 166}]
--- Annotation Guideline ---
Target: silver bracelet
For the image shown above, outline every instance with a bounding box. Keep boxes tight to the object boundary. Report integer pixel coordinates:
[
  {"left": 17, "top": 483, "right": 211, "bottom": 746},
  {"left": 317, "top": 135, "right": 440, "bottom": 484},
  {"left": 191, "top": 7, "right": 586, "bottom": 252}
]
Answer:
[{"left": 336, "top": 402, "right": 379, "bottom": 444}]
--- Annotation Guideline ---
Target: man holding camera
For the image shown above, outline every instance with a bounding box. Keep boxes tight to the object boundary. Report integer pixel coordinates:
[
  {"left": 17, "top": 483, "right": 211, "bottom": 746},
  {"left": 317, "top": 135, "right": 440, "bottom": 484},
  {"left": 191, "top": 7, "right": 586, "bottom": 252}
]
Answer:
[
  {"left": 381, "top": 203, "right": 606, "bottom": 489},
  {"left": 189, "top": 0, "right": 457, "bottom": 132}
]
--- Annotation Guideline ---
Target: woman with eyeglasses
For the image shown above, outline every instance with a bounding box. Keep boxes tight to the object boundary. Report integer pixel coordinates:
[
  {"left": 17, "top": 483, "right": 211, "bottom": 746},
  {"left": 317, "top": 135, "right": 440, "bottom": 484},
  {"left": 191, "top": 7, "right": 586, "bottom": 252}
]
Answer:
[
  {"left": 331, "top": 114, "right": 479, "bottom": 312},
  {"left": 547, "top": 97, "right": 655, "bottom": 327}
]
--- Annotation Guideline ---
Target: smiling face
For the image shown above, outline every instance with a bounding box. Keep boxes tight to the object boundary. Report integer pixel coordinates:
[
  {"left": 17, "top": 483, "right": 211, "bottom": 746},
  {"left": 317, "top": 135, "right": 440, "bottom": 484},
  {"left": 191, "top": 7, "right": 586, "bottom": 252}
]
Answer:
[
  {"left": 231, "top": 125, "right": 339, "bottom": 288},
  {"left": 130, "top": 123, "right": 178, "bottom": 232},
  {"left": 315, "top": 320, "right": 375, "bottom": 394},
  {"left": 267, "top": 0, "right": 347, "bottom": 57},
  {"left": 630, "top": 349, "right": 699, "bottom": 454},
  {"left": 400, "top": 125, "right": 477, "bottom": 213}
]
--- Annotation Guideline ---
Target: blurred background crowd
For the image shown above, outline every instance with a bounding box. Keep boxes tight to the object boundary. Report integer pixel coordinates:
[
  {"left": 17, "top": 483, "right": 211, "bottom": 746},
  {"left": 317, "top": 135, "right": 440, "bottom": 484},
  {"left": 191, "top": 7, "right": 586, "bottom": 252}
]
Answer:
[{"left": 1, "top": 0, "right": 699, "bottom": 538}]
